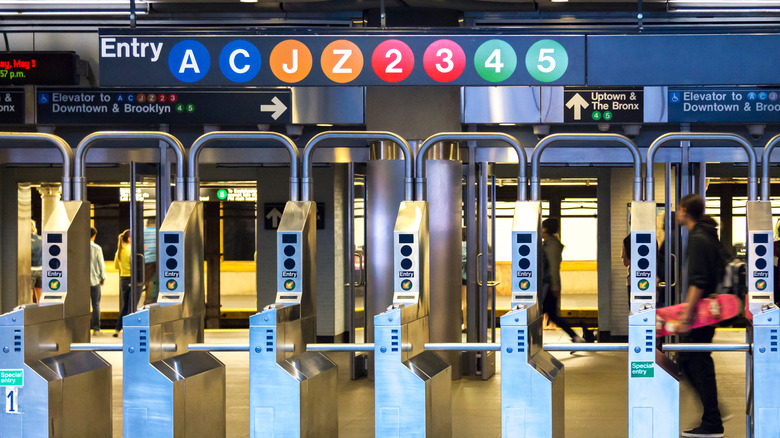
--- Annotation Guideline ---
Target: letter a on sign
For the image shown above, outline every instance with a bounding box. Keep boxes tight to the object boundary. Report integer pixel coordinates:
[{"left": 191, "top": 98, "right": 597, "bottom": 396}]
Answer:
[{"left": 180, "top": 50, "right": 201, "bottom": 74}]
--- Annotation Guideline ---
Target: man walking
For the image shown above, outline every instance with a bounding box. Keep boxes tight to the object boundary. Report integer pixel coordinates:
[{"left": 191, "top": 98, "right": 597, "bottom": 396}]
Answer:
[
  {"left": 677, "top": 194, "right": 724, "bottom": 438},
  {"left": 90, "top": 227, "right": 106, "bottom": 334}
]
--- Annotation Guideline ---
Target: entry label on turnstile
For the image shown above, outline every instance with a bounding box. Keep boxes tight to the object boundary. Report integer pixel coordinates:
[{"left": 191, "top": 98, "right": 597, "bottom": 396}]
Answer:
[
  {"left": 0, "top": 370, "right": 22, "bottom": 387},
  {"left": 277, "top": 231, "right": 302, "bottom": 302},
  {"left": 159, "top": 231, "right": 185, "bottom": 300},
  {"left": 42, "top": 232, "right": 67, "bottom": 298},
  {"left": 749, "top": 231, "right": 774, "bottom": 294},
  {"left": 630, "top": 231, "right": 657, "bottom": 309},
  {"left": 630, "top": 362, "right": 654, "bottom": 378},
  {"left": 394, "top": 232, "right": 420, "bottom": 303},
  {"left": 512, "top": 231, "right": 538, "bottom": 301}
]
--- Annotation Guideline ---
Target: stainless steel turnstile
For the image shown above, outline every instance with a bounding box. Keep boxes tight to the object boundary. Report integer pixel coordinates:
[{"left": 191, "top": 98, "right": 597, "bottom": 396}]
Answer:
[
  {"left": 188, "top": 131, "right": 338, "bottom": 437},
  {"left": 73, "top": 131, "right": 226, "bottom": 438},
  {"left": 0, "top": 133, "right": 112, "bottom": 437}
]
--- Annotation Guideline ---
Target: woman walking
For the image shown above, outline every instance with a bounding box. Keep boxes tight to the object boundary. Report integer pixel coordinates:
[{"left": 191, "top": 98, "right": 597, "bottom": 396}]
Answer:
[{"left": 113, "top": 229, "right": 132, "bottom": 337}]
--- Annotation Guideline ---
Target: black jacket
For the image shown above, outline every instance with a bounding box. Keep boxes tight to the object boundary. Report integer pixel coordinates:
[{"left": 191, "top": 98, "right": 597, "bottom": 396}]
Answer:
[{"left": 687, "top": 216, "right": 724, "bottom": 295}]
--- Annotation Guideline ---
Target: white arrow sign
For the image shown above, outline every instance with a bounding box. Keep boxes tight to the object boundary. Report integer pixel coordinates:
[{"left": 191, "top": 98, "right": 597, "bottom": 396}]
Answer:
[
  {"left": 266, "top": 208, "right": 283, "bottom": 228},
  {"left": 566, "top": 93, "right": 589, "bottom": 120},
  {"left": 261, "top": 96, "right": 288, "bottom": 120}
]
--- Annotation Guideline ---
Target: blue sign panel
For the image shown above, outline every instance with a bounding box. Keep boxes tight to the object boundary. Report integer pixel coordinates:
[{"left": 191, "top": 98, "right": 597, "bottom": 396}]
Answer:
[
  {"left": 588, "top": 34, "right": 780, "bottom": 86},
  {"left": 668, "top": 88, "right": 780, "bottom": 123},
  {"left": 98, "top": 29, "right": 586, "bottom": 87}
]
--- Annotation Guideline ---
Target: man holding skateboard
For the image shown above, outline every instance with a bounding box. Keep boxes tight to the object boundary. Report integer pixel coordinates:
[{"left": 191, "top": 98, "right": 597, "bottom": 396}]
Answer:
[{"left": 677, "top": 193, "right": 725, "bottom": 438}]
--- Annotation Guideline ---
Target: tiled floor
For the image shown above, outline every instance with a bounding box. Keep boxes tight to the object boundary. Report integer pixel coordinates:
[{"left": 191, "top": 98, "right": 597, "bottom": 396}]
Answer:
[{"left": 97, "top": 327, "right": 749, "bottom": 437}]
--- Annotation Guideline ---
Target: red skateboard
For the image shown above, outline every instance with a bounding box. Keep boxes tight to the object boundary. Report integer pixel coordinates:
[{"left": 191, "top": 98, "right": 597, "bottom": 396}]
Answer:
[{"left": 655, "top": 294, "right": 742, "bottom": 337}]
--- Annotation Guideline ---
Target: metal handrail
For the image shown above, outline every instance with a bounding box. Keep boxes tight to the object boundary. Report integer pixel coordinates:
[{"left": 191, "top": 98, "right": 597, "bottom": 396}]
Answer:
[
  {"left": 646, "top": 133, "right": 758, "bottom": 201},
  {"left": 762, "top": 134, "right": 780, "bottom": 201},
  {"left": 188, "top": 131, "right": 300, "bottom": 202},
  {"left": 70, "top": 343, "right": 123, "bottom": 351},
  {"left": 662, "top": 343, "right": 750, "bottom": 352},
  {"left": 308, "top": 343, "right": 376, "bottom": 352},
  {"left": 531, "top": 133, "right": 643, "bottom": 202},
  {"left": 302, "top": 131, "right": 413, "bottom": 202},
  {"left": 415, "top": 132, "right": 527, "bottom": 202},
  {"left": 425, "top": 343, "right": 501, "bottom": 351},
  {"left": 544, "top": 343, "right": 629, "bottom": 352},
  {"left": 74, "top": 131, "right": 186, "bottom": 201},
  {"left": 0, "top": 132, "right": 74, "bottom": 201}
]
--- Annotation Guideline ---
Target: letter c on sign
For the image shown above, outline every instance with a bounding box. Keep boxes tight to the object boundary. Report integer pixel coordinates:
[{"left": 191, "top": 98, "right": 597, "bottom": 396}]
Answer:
[{"left": 219, "top": 40, "right": 261, "bottom": 83}]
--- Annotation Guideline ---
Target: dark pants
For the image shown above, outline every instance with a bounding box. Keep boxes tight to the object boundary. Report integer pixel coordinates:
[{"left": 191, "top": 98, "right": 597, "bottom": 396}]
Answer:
[
  {"left": 115, "top": 277, "right": 134, "bottom": 332},
  {"left": 542, "top": 285, "right": 578, "bottom": 340},
  {"left": 90, "top": 284, "right": 101, "bottom": 330},
  {"left": 679, "top": 325, "right": 722, "bottom": 430}
]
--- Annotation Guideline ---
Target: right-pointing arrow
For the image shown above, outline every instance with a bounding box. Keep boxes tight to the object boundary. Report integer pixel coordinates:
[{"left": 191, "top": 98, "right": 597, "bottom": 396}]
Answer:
[
  {"left": 261, "top": 96, "right": 288, "bottom": 121},
  {"left": 566, "top": 93, "right": 589, "bottom": 121}
]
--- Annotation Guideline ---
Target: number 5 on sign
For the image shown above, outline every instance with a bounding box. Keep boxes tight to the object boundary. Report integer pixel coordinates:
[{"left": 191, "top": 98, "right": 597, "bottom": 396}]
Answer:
[
  {"left": 6, "top": 387, "right": 19, "bottom": 414},
  {"left": 525, "top": 39, "right": 569, "bottom": 83}
]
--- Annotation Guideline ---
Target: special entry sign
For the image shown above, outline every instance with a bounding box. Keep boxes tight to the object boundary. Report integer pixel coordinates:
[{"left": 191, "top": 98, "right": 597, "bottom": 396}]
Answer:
[{"left": 98, "top": 30, "right": 585, "bottom": 87}]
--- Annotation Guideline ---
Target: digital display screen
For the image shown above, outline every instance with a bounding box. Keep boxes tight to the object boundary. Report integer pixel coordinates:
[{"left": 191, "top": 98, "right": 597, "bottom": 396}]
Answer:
[
  {"left": 635, "top": 233, "right": 651, "bottom": 244},
  {"left": 163, "top": 233, "right": 179, "bottom": 244},
  {"left": 754, "top": 233, "right": 769, "bottom": 244},
  {"left": 47, "top": 233, "right": 62, "bottom": 243},
  {"left": 516, "top": 233, "right": 532, "bottom": 244},
  {"left": 399, "top": 234, "right": 414, "bottom": 244},
  {"left": 0, "top": 52, "right": 79, "bottom": 85},
  {"left": 282, "top": 234, "right": 297, "bottom": 244}
]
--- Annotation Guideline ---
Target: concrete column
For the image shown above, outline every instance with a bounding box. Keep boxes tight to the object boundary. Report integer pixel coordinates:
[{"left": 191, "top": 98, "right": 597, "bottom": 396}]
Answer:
[{"left": 38, "top": 183, "right": 61, "bottom": 229}]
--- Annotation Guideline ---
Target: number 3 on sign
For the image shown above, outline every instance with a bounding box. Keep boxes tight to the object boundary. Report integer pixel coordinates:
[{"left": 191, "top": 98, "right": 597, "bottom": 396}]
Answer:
[
  {"left": 6, "top": 387, "right": 19, "bottom": 414},
  {"left": 525, "top": 39, "right": 569, "bottom": 83}
]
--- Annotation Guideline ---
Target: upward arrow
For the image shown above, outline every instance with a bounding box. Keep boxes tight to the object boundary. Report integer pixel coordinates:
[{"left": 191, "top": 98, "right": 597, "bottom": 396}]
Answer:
[
  {"left": 566, "top": 93, "right": 589, "bottom": 121},
  {"left": 266, "top": 208, "right": 283, "bottom": 228},
  {"left": 261, "top": 96, "right": 288, "bottom": 120}
]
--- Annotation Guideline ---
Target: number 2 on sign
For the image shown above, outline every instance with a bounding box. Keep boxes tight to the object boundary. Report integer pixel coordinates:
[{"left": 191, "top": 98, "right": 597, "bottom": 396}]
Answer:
[{"left": 6, "top": 387, "right": 19, "bottom": 414}]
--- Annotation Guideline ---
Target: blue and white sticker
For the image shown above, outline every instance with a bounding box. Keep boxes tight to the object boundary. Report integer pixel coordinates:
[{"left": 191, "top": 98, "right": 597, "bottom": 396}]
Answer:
[{"left": 168, "top": 40, "right": 210, "bottom": 83}]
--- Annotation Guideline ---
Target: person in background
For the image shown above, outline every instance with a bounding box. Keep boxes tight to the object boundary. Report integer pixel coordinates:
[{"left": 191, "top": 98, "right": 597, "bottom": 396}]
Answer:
[
  {"left": 113, "top": 229, "right": 132, "bottom": 337},
  {"left": 143, "top": 219, "right": 157, "bottom": 305},
  {"left": 30, "top": 219, "right": 42, "bottom": 303},
  {"left": 89, "top": 227, "right": 106, "bottom": 334},
  {"left": 622, "top": 234, "right": 631, "bottom": 308},
  {"left": 676, "top": 194, "right": 724, "bottom": 438},
  {"left": 542, "top": 218, "right": 586, "bottom": 343}
]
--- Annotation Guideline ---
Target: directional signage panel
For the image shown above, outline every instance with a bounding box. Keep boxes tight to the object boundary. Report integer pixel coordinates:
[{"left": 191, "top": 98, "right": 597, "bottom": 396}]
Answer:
[
  {"left": 0, "top": 90, "right": 25, "bottom": 124},
  {"left": 98, "top": 29, "right": 585, "bottom": 87},
  {"left": 588, "top": 34, "right": 780, "bottom": 86},
  {"left": 264, "top": 203, "right": 324, "bottom": 230},
  {"left": 36, "top": 88, "right": 291, "bottom": 124},
  {"left": 668, "top": 88, "right": 780, "bottom": 123},
  {"left": 563, "top": 88, "right": 643, "bottom": 123}
]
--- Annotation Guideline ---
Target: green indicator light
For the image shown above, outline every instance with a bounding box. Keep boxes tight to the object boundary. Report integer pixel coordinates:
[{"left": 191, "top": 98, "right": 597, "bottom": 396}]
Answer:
[
  {"left": 474, "top": 39, "right": 517, "bottom": 83},
  {"left": 592, "top": 111, "right": 602, "bottom": 121},
  {"left": 217, "top": 189, "right": 228, "bottom": 200},
  {"left": 525, "top": 39, "right": 569, "bottom": 83}
]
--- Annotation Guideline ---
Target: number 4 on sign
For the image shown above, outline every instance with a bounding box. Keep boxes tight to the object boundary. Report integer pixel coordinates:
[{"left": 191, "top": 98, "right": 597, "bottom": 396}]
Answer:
[{"left": 6, "top": 387, "right": 19, "bottom": 414}]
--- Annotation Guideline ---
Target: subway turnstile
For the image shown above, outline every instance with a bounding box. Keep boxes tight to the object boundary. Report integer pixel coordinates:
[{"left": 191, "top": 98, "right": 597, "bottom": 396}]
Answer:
[
  {"left": 374, "top": 200, "right": 451, "bottom": 438},
  {"left": 0, "top": 201, "right": 112, "bottom": 437},
  {"left": 122, "top": 201, "right": 225, "bottom": 438},
  {"left": 627, "top": 201, "right": 679, "bottom": 438},
  {"left": 250, "top": 201, "right": 338, "bottom": 438}
]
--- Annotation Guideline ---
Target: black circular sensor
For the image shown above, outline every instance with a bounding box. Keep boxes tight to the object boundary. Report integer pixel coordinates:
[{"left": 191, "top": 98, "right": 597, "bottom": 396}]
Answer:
[
  {"left": 756, "top": 245, "right": 768, "bottom": 257},
  {"left": 48, "top": 258, "right": 60, "bottom": 270},
  {"left": 756, "top": 259, "right": 768, "bottom": 270},
  {"left": 637, "top": 258, "right": 650, "bottom": 270},
  {"left": 518, "top": 245, "right": 530, "bottom": 256},
  {"left": 284, "top": 258, "right": 296, "bottom": 270},
  {"left": 166, "top": 259, "right": 178, "bottom": 270},
  {"left": 401, "top": 258, "right": 413, "bottom": 270},
  {"left": 518, "top": 259, "right": 531, "bottom": 270},
  {"left": 284, "top": 245, "right": 296, "bottom": 257},
  {"left": 48, "top": 245, "right": 61, "bottom": 257},
  {"left": 400, "top": 245, "right": 413, "bottom": 257},
  {"left": 637, "top": 245, "right": 650, "bottom": 257},
  {"left": 166, "top": 245, "right": 178, "bottom": 257}
]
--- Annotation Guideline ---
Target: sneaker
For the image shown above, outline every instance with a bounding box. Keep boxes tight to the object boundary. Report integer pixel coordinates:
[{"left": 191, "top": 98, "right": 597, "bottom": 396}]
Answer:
[
  {"left": 682, "top": 426, "right": 724, "bottom": 437},
  {"left": 93, "top": 329, "right": 102, "bottom": 335}
]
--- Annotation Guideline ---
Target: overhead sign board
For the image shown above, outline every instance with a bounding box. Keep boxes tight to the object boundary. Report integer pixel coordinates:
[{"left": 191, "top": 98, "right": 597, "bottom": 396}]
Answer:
[
  {"left": 668, "top": 88, "right": 780, "bottom": 123},
  {"left": 98, "top": 30, "right": 585, "bottom": 87},
  {"left": 0, "top": 52, "right": 79, "bottom": 86},
  {"left": 36, "top": 88, "right": 291, "bottom": 124},
  {"left": 588, "top": 34, "right": 780, "bottom": 86},
  {"left": 563, "top": 88, "right": 643, "bottom": 123},
  {"left": 0, "top": 90, "right": 25, "bottom": 124}
]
